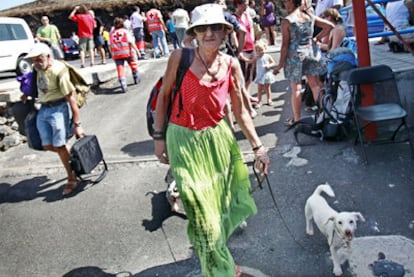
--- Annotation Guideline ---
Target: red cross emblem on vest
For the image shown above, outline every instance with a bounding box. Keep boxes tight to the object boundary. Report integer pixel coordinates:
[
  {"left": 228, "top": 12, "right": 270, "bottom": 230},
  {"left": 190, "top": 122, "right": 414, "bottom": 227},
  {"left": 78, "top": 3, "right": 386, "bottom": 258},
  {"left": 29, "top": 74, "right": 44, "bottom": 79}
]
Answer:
[{"left": 112, "top": 31, "right": 125, "bottom": 43}]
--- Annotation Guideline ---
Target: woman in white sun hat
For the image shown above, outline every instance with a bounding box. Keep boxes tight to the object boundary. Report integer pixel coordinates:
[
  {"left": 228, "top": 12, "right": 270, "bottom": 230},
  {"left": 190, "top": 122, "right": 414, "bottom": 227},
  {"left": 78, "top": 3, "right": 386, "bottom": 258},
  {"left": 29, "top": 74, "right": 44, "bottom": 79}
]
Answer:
[{"left": 153, "top": 3, "right": 270, "bottom": 277}]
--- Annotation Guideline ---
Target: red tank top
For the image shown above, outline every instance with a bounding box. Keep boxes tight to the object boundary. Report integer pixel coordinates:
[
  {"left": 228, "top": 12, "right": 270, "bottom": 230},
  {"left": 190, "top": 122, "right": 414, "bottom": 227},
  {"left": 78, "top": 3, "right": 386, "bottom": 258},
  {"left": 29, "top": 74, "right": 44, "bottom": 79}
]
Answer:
[{"left": 169, "top": 58, "right": 234, "bottom": 130}]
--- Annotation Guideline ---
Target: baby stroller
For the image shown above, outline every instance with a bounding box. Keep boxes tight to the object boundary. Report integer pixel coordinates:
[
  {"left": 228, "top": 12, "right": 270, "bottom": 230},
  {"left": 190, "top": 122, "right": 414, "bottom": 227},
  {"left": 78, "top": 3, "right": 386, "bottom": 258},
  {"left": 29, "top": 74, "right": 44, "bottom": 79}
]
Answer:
[
  {"left": 288, "top": 46, "right": 358, "bottom": 143},
  {"left": 322, "top": 46, "right": 358, "bottom": 125}
]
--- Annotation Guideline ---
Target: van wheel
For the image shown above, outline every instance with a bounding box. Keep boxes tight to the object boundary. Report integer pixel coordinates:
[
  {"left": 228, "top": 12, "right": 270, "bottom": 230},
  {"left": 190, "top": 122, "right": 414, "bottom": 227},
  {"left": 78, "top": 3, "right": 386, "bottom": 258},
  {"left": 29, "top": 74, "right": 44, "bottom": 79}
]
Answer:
[{"left": 16, "top": 56, "right": 32, "bottom": 76}]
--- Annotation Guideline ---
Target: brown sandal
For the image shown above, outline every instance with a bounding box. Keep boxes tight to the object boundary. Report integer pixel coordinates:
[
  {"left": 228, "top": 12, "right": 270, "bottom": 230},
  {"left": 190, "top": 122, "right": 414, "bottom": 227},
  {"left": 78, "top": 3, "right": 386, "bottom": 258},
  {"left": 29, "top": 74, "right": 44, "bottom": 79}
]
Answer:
[{"left": 62, "top": 180, "right": 79, "bottom": 196}]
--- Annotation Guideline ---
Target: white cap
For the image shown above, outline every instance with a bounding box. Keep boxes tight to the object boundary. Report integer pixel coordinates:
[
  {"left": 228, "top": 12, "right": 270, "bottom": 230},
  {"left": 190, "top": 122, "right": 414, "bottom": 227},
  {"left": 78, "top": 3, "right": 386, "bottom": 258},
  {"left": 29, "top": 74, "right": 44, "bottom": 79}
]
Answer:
[
  {"left": 186, "top": 4, "right": 233, "bottom": 36},
  {"left": 25, "top": 43, "right": 51, "bottom": 58}
]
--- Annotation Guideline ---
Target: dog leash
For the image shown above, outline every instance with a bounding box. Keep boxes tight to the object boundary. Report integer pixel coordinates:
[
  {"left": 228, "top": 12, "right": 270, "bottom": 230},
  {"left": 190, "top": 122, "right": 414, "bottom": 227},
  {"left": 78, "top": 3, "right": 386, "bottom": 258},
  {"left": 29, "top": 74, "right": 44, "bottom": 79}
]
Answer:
[
  {"left": 252, "top": 162, "right": 277, "bottom": 207},
  {"left": 251, "top": 162, "right": 322, "bottom": 253}
]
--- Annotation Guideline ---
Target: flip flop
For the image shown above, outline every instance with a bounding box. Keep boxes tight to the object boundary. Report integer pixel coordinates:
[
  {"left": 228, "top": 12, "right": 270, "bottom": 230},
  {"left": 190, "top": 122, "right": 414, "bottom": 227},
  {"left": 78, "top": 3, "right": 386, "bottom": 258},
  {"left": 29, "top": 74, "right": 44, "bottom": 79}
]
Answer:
[
  {"left": 236, "top": 265, "right": 242, "bottom": 277},
  {"left": 284, "top": 118, "right": 295, "bottom": 126},
  {"left": 62, "top": 180, "right": 79, "bottom": 196},
  {"left": 235, "top": 265, "right": 254, "bottom": 277}
]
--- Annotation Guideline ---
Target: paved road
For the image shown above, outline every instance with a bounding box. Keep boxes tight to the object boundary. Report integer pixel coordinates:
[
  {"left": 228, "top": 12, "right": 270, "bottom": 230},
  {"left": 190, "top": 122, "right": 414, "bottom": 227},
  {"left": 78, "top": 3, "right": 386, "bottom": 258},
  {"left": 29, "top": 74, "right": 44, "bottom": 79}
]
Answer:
[{"left": 1, "top": 50, "right": 413, "bottom": 277}]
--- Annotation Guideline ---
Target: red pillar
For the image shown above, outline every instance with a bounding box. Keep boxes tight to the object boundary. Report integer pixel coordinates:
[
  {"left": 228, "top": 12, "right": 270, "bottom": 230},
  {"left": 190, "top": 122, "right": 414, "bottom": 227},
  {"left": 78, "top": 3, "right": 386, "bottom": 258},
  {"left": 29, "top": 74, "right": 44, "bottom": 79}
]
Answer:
[{"left": 352, "top": 0, "right": 377, "bottom": 140}]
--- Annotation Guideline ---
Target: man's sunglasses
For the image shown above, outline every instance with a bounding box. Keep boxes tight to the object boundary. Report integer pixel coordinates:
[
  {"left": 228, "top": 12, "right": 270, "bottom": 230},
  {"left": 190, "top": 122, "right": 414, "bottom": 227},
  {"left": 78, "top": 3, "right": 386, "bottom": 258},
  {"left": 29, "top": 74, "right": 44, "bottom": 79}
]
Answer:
[{"left": 193, "top": 24, "right": 225, "bottom": 33}]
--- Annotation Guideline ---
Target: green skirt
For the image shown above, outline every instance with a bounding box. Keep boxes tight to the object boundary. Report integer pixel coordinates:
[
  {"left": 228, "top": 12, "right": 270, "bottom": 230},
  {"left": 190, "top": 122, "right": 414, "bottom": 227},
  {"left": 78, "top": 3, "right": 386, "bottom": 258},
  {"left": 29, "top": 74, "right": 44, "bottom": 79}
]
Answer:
[{"left": 166, "top": 120, "right": 257, "bottom": 277}]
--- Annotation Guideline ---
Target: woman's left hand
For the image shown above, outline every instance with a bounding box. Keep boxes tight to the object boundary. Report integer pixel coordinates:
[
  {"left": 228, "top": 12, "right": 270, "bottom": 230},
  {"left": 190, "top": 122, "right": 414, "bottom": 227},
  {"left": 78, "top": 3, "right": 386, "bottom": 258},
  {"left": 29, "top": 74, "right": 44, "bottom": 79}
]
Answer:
[{"left": 154, "top": 140, "right": 169, "bottom": 164}]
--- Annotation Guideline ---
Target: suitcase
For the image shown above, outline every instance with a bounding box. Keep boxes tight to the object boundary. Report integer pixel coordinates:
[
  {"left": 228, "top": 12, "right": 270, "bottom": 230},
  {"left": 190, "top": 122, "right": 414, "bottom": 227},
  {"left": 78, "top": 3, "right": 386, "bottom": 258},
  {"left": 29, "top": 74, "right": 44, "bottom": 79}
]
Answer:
[{"left": 70, "top": 135, "right": 108, "bottom": 183}]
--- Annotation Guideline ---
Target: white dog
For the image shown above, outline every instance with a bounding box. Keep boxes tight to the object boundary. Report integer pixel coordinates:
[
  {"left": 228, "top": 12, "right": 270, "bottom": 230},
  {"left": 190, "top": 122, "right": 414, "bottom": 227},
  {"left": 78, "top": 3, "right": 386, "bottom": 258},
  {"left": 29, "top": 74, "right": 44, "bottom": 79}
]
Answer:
[
  {"left": 165, "top": 169, "right": 181, "bottom": 213},
  {"left": 305, "top": 183, "right": 365, "bottom": 276},
  {"left": 166, "top": 180, "right": 180, "bottom": 213}
]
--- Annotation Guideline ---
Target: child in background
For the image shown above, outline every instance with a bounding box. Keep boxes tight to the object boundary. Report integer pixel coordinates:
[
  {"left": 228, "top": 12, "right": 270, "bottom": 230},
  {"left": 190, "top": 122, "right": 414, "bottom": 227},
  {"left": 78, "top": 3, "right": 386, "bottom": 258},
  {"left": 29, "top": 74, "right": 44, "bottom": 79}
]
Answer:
[
  {"left": 166, "top": 11, "right": 179, "bottom": 49},
  {"left": 253, "top": 40, "right": 277, "bottom": 107},
  {"left": 102, "top": 28, "right": 111, "bottom": 58}
]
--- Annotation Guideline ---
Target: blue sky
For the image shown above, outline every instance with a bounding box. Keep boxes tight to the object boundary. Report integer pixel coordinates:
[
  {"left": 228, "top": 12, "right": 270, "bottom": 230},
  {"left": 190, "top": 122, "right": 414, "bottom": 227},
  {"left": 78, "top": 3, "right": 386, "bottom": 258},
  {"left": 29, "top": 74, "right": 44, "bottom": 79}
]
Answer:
[{"left": 0, "top": 0, "right": 35, "bottom": 11}]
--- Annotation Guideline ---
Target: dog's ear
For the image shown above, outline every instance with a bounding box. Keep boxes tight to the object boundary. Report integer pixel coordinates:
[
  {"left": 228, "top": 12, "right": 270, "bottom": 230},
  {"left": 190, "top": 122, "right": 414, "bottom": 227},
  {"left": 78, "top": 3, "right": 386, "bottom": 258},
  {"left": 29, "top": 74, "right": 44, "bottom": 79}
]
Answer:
[
  {"left": 353, "top": 212, "right": 365, "bottom": 222},
  {"left": 325, "top": 216, "right": 335, "bottom": 225}
]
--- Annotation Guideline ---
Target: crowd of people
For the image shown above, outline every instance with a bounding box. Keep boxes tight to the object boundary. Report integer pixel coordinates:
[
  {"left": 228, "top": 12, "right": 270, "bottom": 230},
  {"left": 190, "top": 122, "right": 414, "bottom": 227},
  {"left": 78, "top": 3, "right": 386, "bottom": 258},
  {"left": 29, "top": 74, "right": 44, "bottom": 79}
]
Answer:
[
  {"left": 33, "top": 0, "right": 414, "bottom": 67},
  {"left": 18, "top": 1, "right": 414, "bottom": 276}
]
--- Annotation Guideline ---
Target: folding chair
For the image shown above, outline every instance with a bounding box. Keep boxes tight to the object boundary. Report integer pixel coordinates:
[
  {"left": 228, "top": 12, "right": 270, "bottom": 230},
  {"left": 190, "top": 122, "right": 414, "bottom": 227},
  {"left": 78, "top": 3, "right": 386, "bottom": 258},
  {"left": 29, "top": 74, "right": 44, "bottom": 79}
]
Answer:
[{"left": 347, "top": 64, "right": 414, "bottom": 163}]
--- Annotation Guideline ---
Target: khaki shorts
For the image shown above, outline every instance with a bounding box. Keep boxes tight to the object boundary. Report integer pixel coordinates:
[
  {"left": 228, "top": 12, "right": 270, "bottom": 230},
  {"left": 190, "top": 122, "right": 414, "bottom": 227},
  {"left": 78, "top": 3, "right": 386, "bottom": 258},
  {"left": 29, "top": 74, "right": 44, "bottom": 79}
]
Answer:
[{"left": 79, "top": 37, "right": 94, "bottom": 52}]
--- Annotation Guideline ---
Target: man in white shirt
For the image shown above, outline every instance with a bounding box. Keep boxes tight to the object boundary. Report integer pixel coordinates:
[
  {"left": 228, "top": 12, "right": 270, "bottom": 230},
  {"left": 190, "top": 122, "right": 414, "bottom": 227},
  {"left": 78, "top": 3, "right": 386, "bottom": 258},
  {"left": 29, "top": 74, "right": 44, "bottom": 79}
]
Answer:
[
  {"left": 130, "top": 6, "right": 147, "bottom": 59},
  {"left": 172, "top": 7, "right": 190, "bottom": 48},
  {"left": 386, "top": 0, "right": 414, "bottom": 49}
]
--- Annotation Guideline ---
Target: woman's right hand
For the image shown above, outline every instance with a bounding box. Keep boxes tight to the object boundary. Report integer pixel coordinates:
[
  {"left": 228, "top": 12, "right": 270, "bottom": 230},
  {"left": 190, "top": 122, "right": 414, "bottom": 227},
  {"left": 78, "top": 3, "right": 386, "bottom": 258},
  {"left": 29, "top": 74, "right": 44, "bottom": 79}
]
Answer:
[
  {"left": 154, "top": 140, "right": 169, "bottom": 164},
  {"left": 254, "top": 146, "right": 270, "bottom": 175}
]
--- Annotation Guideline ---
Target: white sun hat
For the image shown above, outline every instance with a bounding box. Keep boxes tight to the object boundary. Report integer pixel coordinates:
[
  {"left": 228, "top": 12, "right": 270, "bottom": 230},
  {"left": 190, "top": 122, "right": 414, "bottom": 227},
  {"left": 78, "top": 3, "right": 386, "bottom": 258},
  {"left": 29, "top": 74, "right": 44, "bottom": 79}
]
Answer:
[
  {"left": 25, "top": 43, "right": 51, "bottom": 58},
  {"left": 186, "top": 3, "right": 233, "bottom": 36}
]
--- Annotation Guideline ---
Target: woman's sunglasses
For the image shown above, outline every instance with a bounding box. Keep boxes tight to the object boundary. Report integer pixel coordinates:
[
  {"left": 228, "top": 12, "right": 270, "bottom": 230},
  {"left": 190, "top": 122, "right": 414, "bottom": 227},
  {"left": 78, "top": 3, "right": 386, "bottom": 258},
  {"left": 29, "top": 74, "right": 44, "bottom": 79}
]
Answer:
[{"left": 193, "top": 24, "right": 225, "bottom": 33}]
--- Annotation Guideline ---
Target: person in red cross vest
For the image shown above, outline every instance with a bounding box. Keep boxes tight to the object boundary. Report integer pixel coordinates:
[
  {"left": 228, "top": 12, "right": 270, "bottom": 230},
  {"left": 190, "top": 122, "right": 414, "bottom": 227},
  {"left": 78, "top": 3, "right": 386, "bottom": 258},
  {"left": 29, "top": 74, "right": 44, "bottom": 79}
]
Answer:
[
  {"left": 109, "top": 17, "right": 141, "bottom": 93},
  {"left": 145, "top": 7, "right": 170, "bottom": 58}
]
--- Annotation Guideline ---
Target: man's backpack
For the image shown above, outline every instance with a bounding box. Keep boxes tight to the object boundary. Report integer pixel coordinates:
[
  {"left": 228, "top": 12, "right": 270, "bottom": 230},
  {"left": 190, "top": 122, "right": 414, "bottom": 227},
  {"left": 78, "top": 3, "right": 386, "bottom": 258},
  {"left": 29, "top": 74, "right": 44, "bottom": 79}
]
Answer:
[
  {"left": 58, "top": 61, "right": 91, "bottom": 108},
  {"left": 146, "top": 47, "right": 195, "bottom": 137}
]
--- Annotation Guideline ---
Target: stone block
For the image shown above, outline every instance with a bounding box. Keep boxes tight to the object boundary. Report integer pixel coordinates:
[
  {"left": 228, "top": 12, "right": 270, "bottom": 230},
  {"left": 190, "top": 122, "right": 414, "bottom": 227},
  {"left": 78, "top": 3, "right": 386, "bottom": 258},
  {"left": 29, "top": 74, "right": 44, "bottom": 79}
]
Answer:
[{"left": 0, "top": 89, "right": 22, "bottom": 103}]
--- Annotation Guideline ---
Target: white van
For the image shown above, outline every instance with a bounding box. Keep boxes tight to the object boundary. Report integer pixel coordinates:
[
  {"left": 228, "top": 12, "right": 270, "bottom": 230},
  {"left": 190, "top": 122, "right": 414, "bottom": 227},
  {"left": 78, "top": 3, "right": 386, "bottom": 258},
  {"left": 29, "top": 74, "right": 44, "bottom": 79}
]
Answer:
[{"left": 0, "top": 17, "right": 34, "bottom": 75}]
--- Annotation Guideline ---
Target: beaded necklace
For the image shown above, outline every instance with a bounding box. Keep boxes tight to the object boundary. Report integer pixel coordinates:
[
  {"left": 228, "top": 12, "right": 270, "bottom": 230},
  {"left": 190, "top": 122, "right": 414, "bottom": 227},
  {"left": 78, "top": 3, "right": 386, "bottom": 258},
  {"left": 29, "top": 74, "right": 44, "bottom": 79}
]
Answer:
[{"left": 197, "top": 47, "right": 222, "bottom": 82}]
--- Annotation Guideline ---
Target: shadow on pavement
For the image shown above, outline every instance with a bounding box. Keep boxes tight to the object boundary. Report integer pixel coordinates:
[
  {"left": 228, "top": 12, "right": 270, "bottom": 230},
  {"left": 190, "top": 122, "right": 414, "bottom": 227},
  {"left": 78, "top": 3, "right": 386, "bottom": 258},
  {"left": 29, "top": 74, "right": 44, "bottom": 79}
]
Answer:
[
  {"left": 0, "top": 176, "right": 66, "bottom": 203},
  {"left": 121, "top": 140, "right": 154, "bottom": 157},
  {"left": 0, "top": 175, "right": 104, "bottom": 203},
  {"left": 142, "top": 190, "right": 187, "bottom": 232},
  {"left": 63, "top": 266, "right": 132, "bottom": 277},
  {"left": 62, "top": 257, "right": 202, "bottom": 277}
]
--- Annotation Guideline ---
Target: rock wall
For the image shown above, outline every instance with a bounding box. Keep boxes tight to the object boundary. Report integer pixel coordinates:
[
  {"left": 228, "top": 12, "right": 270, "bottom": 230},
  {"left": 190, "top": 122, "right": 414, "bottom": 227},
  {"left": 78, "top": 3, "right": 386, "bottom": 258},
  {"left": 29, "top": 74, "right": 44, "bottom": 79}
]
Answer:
[{"left": 0, "top": 103, "right": 26, "bottom": 151}]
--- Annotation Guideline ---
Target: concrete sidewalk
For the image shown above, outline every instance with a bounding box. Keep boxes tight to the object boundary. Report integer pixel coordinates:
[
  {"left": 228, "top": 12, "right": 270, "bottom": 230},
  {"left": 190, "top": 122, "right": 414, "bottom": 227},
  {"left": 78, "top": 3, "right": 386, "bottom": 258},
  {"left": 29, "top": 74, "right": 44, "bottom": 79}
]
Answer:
[
  {"left": 1, "top": 125, "right": 413, "bottom": 277},
  {"left": 1, "top": 133, "right": 413, "bottom": 277}
]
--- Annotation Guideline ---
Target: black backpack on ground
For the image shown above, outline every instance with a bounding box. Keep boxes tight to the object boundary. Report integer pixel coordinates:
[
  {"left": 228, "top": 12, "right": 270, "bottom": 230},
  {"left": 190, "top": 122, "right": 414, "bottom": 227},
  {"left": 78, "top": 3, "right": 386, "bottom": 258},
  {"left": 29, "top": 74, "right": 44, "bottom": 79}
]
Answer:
[{"left": 70, "top": 135, "right": 108, "bottom": 184}]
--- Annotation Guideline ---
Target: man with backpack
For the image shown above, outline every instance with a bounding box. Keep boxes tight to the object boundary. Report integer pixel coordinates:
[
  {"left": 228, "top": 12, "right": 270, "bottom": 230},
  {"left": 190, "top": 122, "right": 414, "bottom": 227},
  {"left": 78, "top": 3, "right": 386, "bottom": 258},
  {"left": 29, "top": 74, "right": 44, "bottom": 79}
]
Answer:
[{"left": 25, "top": 43, "right": 85, "bottom": 196}]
